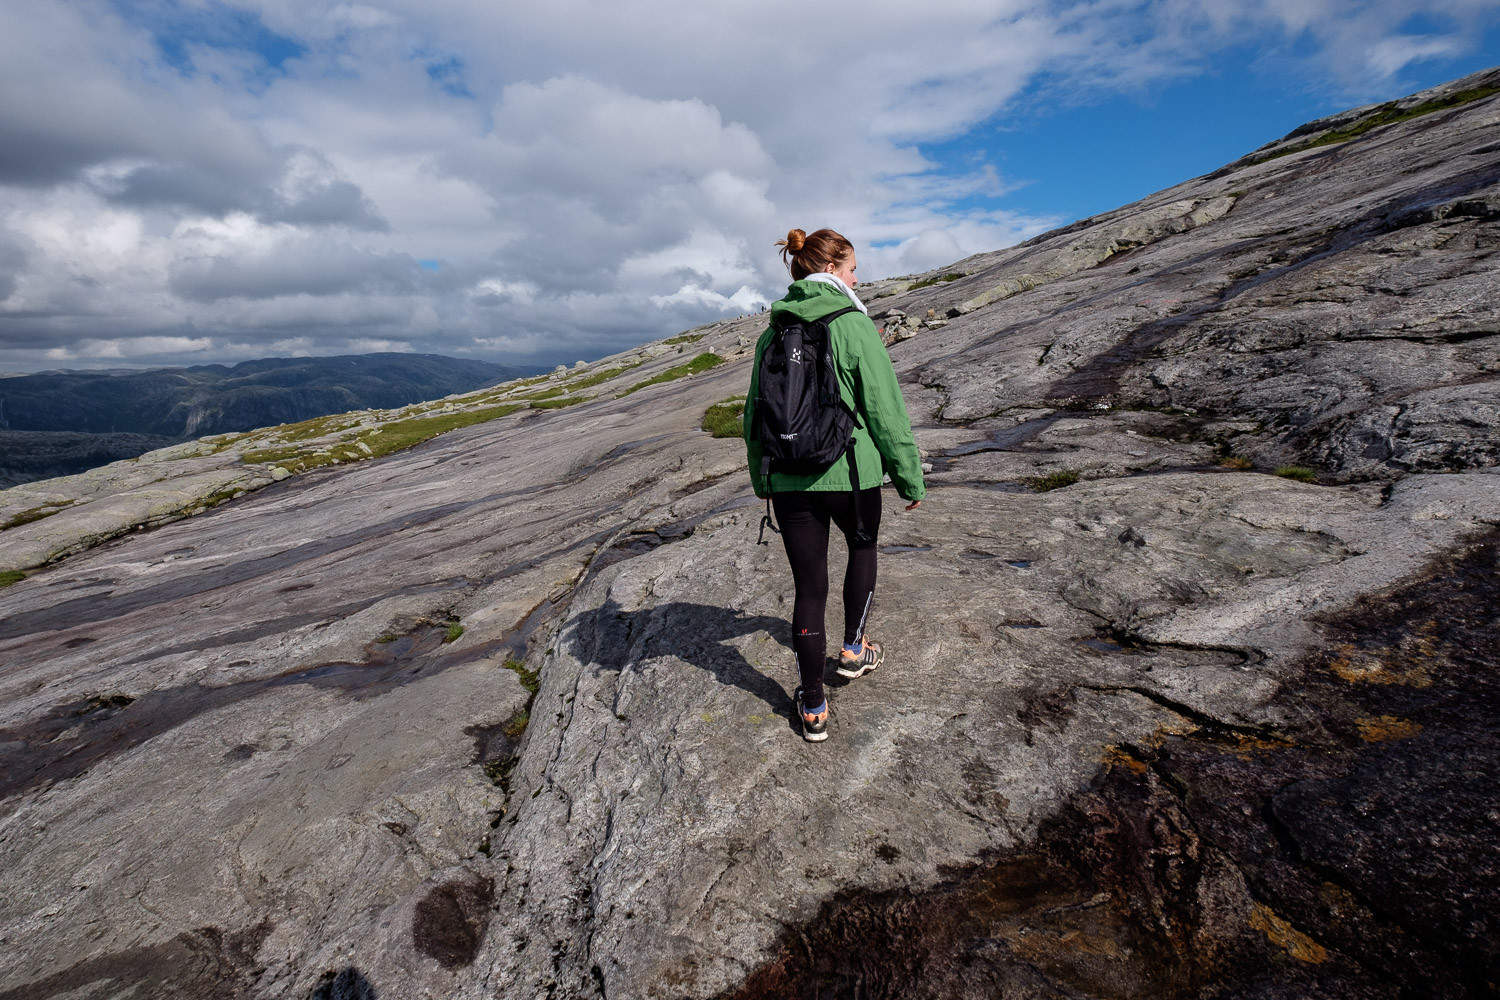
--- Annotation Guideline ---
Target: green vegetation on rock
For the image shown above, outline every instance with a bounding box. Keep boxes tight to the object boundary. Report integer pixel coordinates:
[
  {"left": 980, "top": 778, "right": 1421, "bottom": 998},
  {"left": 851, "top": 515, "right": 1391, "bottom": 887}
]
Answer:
[
  {"left": 238, "top": 447, "right": 336, "bottom": 473},
  {"left": 519, "top": 386, "right": 565, "bottom": 401},
  {"left": 1024, "top": 469, "right": 1081, "bottom": 492},
  {"left": 1274, "top": 465, "right": 1318, "bottom": 482},
  {"left": 662, "top": 333, "right": 706, "bottom": 346},
  {"left": 909, "top": 272, "right": 965, "bottom": 289},
  {"left": 359, "top": 404, "right": 524, "bottom": 456},
  {"left": 617, "top": 353, "right": 726, "bottom": 398},
  {"left": 559, "top": 360, "right": 645, "bottom": 392},
  {"left": 504, "top": 656, "right": 540, "bottom": 695},
  {"left": 1, "top": 501, "right": 73, "bottom": 532},
  {"left": 279, "top": 415, "right": 360, "bottom": 442},
  {"left": 443, "top": 621, "right": 465, "bottom": 644},
  {"left": 1254, "top": 84, "right": 1500, "bottom": 164},
  {"left": 701, "top": 398, "right": 745, "bottom": 438},
  {"left": 242, "top": 403, "right": 524, "bottom": 472},
  {"left": 530, "top": 396, "right": 587, "bottom": 410},
  {"left": 0, "top": 570, "right": 25, "bottom": 588}
]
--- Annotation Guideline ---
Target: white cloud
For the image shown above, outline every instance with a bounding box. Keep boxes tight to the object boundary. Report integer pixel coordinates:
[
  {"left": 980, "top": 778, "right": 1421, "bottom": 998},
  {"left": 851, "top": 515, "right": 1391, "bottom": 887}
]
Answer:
[{"left": 0, "top": 0, "right": 1494, "bottom": 370}]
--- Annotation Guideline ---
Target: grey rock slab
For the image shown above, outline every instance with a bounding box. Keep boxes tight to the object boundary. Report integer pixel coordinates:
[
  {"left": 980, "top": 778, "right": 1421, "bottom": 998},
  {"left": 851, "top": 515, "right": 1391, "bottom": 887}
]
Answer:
[
  {"left": 0, "top": 466, "right": 280, "bottom": 572},
  {"left": 0, "top": 362, "right": 757, "bottom": 997},
  {"left": 470, "top": 463, "right": 1498, "bottom": 998},
  {"left": 2, "top": 71, "right": 1499, "bottom": 999}
]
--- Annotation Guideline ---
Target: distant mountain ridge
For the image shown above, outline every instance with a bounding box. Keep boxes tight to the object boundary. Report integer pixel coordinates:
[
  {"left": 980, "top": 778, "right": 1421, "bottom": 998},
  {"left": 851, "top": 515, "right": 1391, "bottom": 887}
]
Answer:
[{"left": 0, "top": 352, "right": 540, "bottom": 485}]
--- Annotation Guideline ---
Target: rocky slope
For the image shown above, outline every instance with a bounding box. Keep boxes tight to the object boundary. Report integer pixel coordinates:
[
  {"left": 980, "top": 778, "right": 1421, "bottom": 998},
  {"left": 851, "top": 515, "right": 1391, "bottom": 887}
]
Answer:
[
  {"left": 0, "top": 353, "right": 536, "bottom": 486},
  {"left": 0, "top": 67, "right": 1496, "bottom": 1000}
]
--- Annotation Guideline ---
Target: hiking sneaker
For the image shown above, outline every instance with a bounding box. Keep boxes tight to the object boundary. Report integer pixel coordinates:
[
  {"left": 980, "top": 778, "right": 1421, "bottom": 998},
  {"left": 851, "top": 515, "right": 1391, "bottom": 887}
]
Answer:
[
  {"left": 837, "top": 636, "right": 884, "bottom": 679},
  {"left": 794, "top": 686, "right": 828, "bottom": 742}
]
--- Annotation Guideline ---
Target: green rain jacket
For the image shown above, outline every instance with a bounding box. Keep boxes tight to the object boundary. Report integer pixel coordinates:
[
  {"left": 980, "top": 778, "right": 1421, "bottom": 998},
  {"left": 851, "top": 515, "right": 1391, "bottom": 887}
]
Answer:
[{"left": 744, "top": 279, "right": 926, "bottom": 502}]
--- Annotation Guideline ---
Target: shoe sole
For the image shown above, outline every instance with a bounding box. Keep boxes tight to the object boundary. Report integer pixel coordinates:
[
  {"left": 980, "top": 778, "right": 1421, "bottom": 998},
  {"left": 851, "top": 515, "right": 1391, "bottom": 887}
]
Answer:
[
  {"left": 795, "top": 686, "right": 829, "bottom": 742},
  {"left": 836, "top": 653, "right": 882, "bottom": 679}
]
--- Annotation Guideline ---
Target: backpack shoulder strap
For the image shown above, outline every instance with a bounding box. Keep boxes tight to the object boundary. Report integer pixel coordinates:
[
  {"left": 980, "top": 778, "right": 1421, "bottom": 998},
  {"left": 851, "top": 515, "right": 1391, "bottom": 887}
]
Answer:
[{"left": 815, "top": 305, "right": 860, "bottom": 327}]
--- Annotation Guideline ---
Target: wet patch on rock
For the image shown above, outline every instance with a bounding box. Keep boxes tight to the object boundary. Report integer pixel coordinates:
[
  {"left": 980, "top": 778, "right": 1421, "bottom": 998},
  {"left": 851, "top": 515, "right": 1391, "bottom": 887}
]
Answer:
[
  {"left": 0, "top": 921, "right": 272, "bottom": 1000},
  {"left": 412, "top": 874, "right": 495, "bottom": 968},
  {"left": 0, "top": 626, "right": 450, "bottom": 800},
  {"left": 308, "top": 966, "right": 380, "bottom": 999}
]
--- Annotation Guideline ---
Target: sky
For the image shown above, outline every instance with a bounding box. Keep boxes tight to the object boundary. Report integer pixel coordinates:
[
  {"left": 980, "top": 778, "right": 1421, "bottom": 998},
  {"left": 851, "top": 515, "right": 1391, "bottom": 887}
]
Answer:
[{"left": 1, "top": 1, "right": 1498, "bottom": 373}]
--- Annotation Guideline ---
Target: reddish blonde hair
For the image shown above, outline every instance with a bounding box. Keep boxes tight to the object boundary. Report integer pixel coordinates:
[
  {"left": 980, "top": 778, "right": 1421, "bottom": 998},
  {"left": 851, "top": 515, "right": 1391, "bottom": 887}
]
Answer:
[{"left": 775, "top": 228, "right": 854, "bottom": 280}]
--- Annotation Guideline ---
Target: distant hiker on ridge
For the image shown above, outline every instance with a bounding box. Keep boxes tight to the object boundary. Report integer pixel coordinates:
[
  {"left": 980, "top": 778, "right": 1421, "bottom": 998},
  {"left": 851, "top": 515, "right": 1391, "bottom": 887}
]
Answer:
[{"left": 744, "top": 227, "right": 926, "bottom": 742}]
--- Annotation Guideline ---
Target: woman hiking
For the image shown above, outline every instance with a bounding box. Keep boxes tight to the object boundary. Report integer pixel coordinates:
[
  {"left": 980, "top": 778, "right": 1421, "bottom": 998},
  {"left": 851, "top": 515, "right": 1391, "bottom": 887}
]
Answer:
[{"left": 744, "top": 227, "right": 926, "bottom": 742}]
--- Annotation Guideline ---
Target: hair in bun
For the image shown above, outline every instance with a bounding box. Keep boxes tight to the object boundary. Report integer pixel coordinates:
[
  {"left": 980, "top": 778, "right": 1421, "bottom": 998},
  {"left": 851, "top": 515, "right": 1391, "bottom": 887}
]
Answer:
[{"left": 775, "top": 227, "right": 853, "bottom": 280}]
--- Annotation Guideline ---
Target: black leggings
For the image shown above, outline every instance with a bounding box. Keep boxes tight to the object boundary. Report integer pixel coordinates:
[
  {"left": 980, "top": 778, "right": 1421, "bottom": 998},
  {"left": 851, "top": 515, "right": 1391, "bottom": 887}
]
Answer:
[{"left": 772, "top": 487, "right": 883, "bottom": 710}]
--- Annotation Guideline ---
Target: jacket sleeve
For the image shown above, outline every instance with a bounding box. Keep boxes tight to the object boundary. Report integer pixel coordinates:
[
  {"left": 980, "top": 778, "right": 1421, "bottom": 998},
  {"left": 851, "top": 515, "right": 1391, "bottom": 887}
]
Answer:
[
  {"left": 849, "top": 317, "right": 926, "bottom": 502},
  {"left": 744, "top": 336, "right": 768, "bottom": 499}
]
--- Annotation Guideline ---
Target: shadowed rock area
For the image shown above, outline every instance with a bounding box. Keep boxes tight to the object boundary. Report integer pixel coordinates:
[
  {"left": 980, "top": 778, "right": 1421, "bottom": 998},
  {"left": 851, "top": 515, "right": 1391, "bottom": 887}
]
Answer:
[{"left": 0, "top": 67, "right": 1497, "bottom": 999}]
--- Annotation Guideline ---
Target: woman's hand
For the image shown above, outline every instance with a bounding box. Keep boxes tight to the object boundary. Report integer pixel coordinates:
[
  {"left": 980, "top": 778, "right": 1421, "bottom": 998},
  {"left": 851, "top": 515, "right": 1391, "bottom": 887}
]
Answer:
[{"left": 905, "top": 499, "right": 922, "bottom": 511}]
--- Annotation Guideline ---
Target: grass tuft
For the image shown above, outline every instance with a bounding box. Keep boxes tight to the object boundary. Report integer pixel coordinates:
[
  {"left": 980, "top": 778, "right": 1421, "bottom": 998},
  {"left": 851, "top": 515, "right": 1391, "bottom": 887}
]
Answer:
[
  {"left": 530, "top": 396, "right": 586, "bottom": 410},
  {"left": 1274, "top": 465, "right": 1318, "bottom": 482},
  {"left": 443, "top": 621, "right": 465, "bottom": 644},
  {"left": 1220, "top": 456, "right": 1253, "bottom": 470},
  {"left": 701, "top": 398, "right": 745, "bottom": 438},
  {"left": 1023, "top": 469, "right": 1081, "bottom": 492},
  {"left": 662, "top": 333, "right": 706, "bottom": 346}
]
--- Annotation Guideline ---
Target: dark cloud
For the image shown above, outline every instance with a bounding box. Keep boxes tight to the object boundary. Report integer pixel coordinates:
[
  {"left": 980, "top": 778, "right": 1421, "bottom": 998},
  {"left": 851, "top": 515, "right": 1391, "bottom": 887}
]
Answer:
[
  {"left": 93, "top": 157, "right": 388, "bottom": 230},
  {"left": 168, "top": 241, "right": 425, "bottom": 302},
  {"left": 99, "top": 162, "right": 259, "bottom": 217},
  {"left": 272, "top": 178, "right": 387, "bottom": 230},
  {"left": 0, "top": 234, "right": 27, "bottom": 302}
]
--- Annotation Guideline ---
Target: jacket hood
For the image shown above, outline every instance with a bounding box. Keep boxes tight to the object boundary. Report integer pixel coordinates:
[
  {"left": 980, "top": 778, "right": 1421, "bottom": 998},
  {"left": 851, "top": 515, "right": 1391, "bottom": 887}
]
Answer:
[{"left": 769, "top": 279, "right": 859, "bottom": 324}]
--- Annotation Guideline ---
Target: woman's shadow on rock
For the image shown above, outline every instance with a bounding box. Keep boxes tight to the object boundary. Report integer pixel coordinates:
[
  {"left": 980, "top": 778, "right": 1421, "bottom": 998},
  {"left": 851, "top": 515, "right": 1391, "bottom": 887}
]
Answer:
[{"left": 569, "top": 599, "right": 849, "bottom": 739}]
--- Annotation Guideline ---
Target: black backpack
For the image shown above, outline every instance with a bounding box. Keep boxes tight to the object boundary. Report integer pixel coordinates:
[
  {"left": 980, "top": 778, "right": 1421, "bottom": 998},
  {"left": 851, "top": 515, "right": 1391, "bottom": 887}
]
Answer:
[{"left": 752, "top": 304, "right": 870, "bottom": 543}]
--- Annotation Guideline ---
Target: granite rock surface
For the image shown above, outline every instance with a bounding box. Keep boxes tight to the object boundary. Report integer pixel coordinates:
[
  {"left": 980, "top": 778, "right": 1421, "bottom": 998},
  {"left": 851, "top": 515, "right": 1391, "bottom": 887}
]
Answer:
[{"left": 0, "top": 68, "right": 1497, "bottom": 999}]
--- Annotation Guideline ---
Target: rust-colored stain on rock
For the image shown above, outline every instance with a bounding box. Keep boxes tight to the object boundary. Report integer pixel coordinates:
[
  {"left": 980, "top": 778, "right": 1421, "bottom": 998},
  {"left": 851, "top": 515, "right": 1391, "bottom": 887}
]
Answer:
[{"left": 1249, "top": 902, "right": 1329, "bottom": 964}]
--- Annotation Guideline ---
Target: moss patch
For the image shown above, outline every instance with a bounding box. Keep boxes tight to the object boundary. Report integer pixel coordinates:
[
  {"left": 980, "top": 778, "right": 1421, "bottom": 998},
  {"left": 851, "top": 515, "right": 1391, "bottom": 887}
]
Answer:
[
  {"left": 0, "top": 569, "right": 26, "bottom": 588},
  {"left": 909, "top": 272, "right": 965, "bottom": 289},
  {"left": 530, "top": 396, "right": 587, "bottom": 410},
  {"left": 1274, "top": 465, "right": 1318, "bottom": 483},
  {"left": 617, "top": 353, "right": 726, "bottom": 398},
  {"left": 504, "top": 656, "right": 541, "bottom": 695},
  {"left": 1023, "top": 469, "right": 1081, "bottom": 492},
  {"left": 1, "top": 500, "right": 73, "bottom": 532},
  {"left": 701, "top": 398, "right": 745, "bottom": 438}
]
